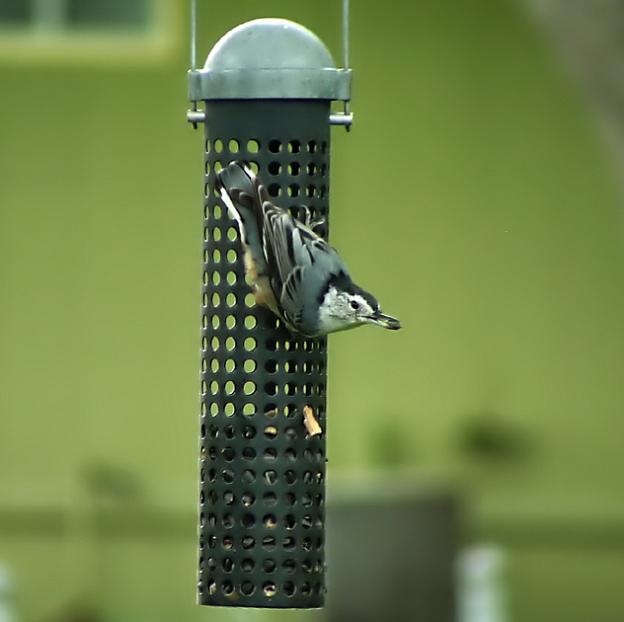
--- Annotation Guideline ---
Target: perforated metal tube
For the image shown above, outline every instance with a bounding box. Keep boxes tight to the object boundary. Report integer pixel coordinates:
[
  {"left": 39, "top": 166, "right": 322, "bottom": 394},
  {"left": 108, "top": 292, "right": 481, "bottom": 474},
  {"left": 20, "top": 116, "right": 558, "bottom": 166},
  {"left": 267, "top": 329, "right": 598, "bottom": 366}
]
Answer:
[{"left": 198, "top": 100, "right": 330, "bottom": 608}]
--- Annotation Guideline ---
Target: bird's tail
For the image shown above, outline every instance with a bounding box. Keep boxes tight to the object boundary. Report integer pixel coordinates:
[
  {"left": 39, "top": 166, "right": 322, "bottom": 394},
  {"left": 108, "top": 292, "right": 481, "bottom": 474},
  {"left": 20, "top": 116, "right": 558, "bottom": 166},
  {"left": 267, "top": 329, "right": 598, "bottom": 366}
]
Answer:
[{"left": 215, "top": 161, "right": 269, "bottom": 274}]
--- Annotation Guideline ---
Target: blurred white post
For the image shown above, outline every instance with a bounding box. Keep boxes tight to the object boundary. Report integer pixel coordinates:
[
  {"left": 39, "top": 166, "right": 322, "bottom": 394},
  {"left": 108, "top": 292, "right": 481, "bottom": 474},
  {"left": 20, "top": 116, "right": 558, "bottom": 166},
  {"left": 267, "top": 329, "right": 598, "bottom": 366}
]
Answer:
[
  {"left": 456, "top": 545, "right": 509, "bottom": 622},
  {"left": 0, "top": 565, "right": 16, "bottom": 622}
]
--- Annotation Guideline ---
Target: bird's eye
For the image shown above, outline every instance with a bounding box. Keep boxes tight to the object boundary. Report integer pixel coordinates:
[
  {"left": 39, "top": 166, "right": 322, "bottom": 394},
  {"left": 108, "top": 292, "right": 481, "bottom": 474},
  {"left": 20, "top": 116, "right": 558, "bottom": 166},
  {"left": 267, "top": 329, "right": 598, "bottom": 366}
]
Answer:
[{"left": 350, "top": 300, "right": 360, "bottom": 310}]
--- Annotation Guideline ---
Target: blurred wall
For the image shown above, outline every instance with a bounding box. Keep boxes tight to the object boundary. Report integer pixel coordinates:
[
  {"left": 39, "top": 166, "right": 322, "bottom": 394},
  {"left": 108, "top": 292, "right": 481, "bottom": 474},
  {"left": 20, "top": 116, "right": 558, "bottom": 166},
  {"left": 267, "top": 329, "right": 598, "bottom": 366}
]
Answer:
[{"left": 1, "top": 0, "right": 624, "bottom": 621}]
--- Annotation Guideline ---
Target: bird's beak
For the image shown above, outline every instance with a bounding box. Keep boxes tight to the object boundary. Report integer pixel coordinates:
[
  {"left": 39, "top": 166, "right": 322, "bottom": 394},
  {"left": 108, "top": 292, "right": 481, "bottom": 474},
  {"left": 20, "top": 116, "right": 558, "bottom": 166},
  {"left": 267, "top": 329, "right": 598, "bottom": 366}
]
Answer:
[{"left": 368, "top": 311, "right": 401, "bottom": 330}]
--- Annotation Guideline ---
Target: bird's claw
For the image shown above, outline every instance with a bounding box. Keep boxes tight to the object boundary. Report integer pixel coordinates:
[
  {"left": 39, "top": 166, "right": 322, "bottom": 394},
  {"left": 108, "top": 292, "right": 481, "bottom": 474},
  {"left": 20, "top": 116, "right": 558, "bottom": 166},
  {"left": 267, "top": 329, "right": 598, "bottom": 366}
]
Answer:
[{"left": 299, "top": 205, "right": 326, "bottom": 233}]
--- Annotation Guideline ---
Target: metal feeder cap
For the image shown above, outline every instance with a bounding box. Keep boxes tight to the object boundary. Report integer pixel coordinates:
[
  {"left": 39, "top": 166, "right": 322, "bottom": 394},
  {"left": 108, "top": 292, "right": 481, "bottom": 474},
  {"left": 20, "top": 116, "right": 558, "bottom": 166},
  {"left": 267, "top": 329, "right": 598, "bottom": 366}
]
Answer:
[{"left": 189, "top": 18, "right": 351, "bottom": 101}]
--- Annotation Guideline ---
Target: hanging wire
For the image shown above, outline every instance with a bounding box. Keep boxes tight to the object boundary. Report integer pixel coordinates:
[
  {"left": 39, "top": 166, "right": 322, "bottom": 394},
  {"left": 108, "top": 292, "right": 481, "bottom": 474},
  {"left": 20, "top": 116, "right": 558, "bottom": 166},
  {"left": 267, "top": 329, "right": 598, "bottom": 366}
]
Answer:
[
  {"left": 342, "top": 0, "right": 351, "bottom": 129},
  {"left": 190, "top": 0, "right": 198, "bottom": 70},
  {"left": 342, "top": 0, "right": 349, "bottom": 69},
  {"left": 188, "top": 0, "right": 200, "bottom": 127}
]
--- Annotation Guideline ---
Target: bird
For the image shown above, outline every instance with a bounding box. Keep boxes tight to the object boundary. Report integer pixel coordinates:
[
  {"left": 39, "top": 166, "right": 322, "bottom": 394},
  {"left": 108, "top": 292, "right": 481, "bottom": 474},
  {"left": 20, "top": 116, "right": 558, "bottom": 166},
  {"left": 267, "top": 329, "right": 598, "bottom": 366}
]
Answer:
[{"left": 215, "top": 161, "right": 401, "bottom": 337}]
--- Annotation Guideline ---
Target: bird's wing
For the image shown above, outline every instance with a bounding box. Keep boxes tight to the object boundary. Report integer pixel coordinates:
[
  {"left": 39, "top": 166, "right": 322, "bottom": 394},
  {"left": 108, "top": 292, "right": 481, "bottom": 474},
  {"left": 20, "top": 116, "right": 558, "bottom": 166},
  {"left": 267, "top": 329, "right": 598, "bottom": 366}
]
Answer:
[{"left": 260, "top": 201, "right": 339, "bottom": 333}]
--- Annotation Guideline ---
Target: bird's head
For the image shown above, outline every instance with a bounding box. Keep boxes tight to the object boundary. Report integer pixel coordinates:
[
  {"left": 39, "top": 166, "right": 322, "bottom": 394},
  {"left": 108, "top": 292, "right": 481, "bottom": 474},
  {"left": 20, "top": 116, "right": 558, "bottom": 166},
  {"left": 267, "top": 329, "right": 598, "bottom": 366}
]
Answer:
[{"left": 317, "top": 278, "right": 401, "bottom": 334}]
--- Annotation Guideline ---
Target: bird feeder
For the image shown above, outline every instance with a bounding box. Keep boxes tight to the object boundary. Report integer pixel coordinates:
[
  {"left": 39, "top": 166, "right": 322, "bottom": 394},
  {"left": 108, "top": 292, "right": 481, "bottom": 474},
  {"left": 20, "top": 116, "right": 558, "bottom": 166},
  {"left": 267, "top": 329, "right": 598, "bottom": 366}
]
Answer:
[{"left": 188, "top": 9, "right": 352, "bottom": 609}]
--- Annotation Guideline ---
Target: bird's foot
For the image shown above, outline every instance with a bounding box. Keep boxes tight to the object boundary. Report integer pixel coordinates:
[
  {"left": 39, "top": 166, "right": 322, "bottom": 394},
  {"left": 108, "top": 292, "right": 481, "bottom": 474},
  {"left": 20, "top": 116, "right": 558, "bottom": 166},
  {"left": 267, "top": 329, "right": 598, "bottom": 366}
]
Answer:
[{"left": 298, "top": 205, "right": 326, "bottom": 233}]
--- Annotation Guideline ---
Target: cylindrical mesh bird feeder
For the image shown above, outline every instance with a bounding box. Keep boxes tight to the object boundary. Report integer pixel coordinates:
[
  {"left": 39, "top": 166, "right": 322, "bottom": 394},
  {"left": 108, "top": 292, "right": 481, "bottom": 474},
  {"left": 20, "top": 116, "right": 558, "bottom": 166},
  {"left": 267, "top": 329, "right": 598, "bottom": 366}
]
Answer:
[{"left": 189, "top": 18, "right": 351, "bottom": 608}]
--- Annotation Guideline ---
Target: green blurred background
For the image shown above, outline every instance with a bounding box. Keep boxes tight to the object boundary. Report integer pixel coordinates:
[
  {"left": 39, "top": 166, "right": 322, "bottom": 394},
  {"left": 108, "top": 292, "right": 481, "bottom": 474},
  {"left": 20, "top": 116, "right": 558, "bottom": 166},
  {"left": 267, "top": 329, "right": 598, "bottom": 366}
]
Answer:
[{"left": 1, "top": 0, "right": 624, "bottom": 621}]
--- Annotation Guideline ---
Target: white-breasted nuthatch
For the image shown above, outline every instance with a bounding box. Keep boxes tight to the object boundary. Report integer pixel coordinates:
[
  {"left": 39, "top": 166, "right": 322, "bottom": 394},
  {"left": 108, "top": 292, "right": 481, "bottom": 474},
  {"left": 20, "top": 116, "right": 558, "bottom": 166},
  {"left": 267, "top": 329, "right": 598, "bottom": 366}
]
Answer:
[{"left": 216, "top": 161, "right": 401, "bottom": 337}]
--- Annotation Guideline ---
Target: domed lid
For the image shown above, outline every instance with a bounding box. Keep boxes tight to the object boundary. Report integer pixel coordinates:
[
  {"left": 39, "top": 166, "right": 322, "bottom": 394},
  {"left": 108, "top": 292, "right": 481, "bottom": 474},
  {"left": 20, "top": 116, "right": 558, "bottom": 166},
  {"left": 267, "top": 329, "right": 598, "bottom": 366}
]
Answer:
[
  {"left": 204, "top": 18, "right": 335, "bottom": 71},
  {"left": 189, "top": 18, "right": 351, "bottom": 101}
]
